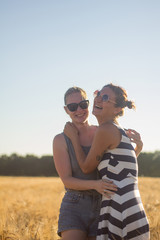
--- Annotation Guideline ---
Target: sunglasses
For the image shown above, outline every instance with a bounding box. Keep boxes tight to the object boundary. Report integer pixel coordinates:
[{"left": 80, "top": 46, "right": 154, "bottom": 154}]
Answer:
[
  {"left": 66, "top": 100, "right": 89, "bottom": 112},
  {"left": 93, "top": 90, "right": 116, "bottom": 104}
]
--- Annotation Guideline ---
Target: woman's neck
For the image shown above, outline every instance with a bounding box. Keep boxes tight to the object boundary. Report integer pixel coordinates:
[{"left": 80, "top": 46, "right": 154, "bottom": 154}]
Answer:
[
  {"left": 72, "top": 121, "right": 96, "bottom": 146},
  {"left": 73, "top": 121, "right": 90, "bottom": 133},
  {"left": 97, "top": 116, "right": 118, "bottom": 126}
]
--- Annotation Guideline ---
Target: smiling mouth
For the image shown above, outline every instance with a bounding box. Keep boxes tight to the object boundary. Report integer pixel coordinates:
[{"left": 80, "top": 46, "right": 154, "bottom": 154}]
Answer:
[
  {"left": 75, "top": 113, "right": 86, "bottom": 117},
  {"left": 95, "top": 105, "right": 103, "bottom": 110}
]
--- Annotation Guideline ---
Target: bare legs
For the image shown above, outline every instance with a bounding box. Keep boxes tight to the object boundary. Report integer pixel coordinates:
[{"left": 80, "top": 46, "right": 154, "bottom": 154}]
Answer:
[{"left": 61, "top": 229, "right": 96, "bottom": 240}]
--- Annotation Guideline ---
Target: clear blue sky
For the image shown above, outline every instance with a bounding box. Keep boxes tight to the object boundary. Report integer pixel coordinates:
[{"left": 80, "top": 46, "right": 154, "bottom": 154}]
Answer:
[{"left": 1, "top": 0, "right": 160, "bottom": 156}]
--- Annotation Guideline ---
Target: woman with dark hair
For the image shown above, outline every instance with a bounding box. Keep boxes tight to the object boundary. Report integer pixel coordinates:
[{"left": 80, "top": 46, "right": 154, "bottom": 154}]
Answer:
[{"left": 64, "top": 83, "right": 149, "bottom": 240}]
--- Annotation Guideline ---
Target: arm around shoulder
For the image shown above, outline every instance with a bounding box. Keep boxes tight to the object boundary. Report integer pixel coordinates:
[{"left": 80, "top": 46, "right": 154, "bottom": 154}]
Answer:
[
  {"left": 53, "top": 133, "right": 100, "bottom": 191},
  {"left": 73, "top": 125, "right": 115, "bottom": 173}
]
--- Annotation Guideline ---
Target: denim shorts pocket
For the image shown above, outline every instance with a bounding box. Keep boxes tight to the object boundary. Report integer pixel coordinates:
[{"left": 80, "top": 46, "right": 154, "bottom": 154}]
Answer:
[{"left": 63, "top": 192, "right": 81, "bottom": 203}]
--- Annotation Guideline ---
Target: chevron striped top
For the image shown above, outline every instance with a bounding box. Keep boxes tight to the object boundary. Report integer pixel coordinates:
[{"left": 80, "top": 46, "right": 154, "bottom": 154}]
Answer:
[{"left": 97, "top": 124, "right": 150, "bottom": 240}]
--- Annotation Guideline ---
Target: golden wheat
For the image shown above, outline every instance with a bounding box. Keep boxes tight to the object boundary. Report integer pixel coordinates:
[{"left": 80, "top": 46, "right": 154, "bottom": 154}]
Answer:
[{"left": 0, "top": 177, "right": 159, "bottom": 240}]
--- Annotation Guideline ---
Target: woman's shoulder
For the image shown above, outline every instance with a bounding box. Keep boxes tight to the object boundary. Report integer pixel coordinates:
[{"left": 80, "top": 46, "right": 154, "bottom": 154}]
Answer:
[
  {"left": 96, "top": 123, "right": 121, "bottom": 149},
  {"left": 97, "top": 122, "right": 119, "bottom": 136},
  {"left": 53, "top": 132, "right": 65, "bottom": 145},
  {"left": 87, "top": 124, "right": 98, "bottom": 134}
]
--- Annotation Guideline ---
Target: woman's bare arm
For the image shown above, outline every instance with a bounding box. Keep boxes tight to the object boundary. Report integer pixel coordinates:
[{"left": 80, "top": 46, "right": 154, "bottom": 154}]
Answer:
[
  {"left": 64, "top": 122, "right": 119, "bottom": 173},
  {"left": 53, "top": 133, "right": 117, "bottom": 195}
]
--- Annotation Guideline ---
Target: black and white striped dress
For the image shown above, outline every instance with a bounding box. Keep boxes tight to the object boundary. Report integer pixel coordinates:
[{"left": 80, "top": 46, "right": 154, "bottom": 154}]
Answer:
[{"left": 97, "top": 124, "right": 150, "bottom": 240}]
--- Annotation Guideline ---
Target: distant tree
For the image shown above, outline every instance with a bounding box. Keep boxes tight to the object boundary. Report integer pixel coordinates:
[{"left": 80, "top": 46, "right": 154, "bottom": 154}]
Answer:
[{"left": 138, "top": 151, "right": 160, "bottom": 177}]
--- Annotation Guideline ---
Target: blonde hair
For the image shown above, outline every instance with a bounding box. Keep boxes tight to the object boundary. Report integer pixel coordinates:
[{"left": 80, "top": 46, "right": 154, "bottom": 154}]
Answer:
[{"left": 64, "top": 87, "right": 87, "bottom": 105}]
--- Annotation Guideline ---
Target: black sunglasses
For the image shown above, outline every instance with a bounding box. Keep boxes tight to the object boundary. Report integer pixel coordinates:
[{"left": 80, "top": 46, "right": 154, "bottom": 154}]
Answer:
[
  {"left": 94, "top": 90, "right": 116, "bottom": 104},
  {"left": 66, "top": 100, "right": 89, "bottom": 112}
]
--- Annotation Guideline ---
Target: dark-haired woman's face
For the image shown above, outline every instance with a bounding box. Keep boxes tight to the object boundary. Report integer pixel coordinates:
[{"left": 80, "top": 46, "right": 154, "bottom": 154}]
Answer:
[{"left": 92, "top": 87, "right": 117, "bottom": 120}]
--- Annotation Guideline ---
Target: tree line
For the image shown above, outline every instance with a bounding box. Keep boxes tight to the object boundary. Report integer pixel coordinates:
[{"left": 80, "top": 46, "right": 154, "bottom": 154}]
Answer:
[
  {"left": 0, "top": 151, "right": 160, "bottom": 177},
  {"left": 0, "top": 154, "right": 58, "bottom": 177}
]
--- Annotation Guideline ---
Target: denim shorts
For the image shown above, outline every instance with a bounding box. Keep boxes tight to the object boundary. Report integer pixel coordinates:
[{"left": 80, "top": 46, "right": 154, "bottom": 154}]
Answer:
[{"left": 58, "top": 190, "right": 101, "bottom": 237}]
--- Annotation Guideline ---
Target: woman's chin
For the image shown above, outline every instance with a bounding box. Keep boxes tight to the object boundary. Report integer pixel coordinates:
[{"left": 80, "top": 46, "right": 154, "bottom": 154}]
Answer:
[{"left": 92, "top": 108, "right": 100, "bottom": 117}]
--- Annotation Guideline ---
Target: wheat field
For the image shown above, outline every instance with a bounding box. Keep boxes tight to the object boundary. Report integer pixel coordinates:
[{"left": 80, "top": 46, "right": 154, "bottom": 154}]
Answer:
[{"left": 0, "top": 177, "right": 159, "bottom": 240}]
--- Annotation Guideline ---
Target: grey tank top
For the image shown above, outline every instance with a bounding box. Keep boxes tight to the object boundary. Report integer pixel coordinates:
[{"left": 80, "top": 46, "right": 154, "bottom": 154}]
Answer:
[{"left": 63, "top": 134, "right": 100, "bottom": 194}]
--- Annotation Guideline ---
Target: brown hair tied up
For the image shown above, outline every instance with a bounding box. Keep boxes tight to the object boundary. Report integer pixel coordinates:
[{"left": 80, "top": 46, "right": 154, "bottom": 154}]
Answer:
[
  {"left": 103, "top": 83, "right": 136, "bottom": 117},
  {"left": 125, "top": 100, "right": 136, "bottom": 109}
]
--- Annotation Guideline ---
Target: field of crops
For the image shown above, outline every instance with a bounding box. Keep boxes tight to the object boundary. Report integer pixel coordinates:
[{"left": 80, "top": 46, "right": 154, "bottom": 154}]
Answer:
[{"left": 0, "top": 177, "right": 160, "bottom": 239}]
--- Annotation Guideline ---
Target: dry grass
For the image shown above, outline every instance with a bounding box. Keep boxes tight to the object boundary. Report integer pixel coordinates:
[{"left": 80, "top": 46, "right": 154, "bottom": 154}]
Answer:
[{"left": 0, "top": 177, "right": 159, "bottom": 240}]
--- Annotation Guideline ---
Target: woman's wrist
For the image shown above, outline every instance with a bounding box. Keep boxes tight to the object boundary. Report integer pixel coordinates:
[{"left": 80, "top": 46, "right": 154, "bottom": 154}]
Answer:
[{"left": 135, "top": 142, "right": 143, "bottom": 156}]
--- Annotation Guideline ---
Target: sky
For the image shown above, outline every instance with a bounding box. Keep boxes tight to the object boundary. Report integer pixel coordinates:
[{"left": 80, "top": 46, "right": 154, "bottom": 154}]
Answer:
[{"left": 1, "top": 0, "right": 160, "bottom": 156}]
